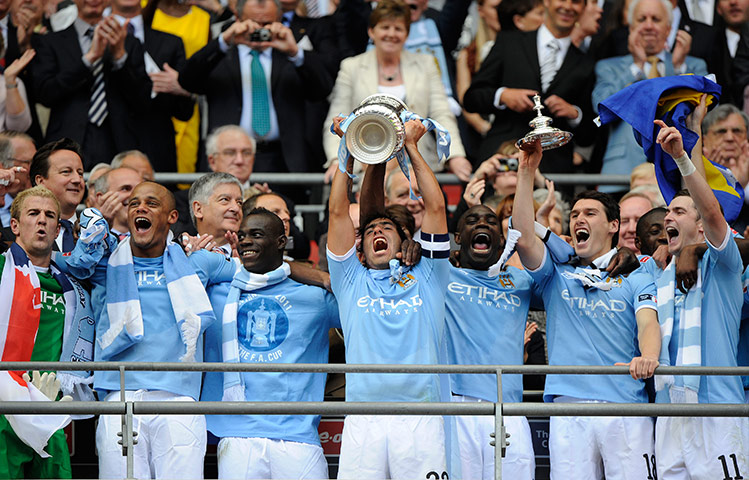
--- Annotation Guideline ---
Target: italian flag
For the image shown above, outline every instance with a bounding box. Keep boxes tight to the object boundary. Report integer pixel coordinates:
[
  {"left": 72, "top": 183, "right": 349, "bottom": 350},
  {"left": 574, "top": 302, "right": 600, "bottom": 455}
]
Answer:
[
  {"left": 0, "top": 371, "right": 71, "bottom": 458},
  {"left": 0, "top": 245, "right": 71, "bottom": 457}
]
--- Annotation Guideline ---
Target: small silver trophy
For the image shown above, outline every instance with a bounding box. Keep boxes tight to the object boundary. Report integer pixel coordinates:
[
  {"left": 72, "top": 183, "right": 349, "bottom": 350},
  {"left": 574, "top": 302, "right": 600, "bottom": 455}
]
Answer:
[
  {"left": 345, "top": 94, "right": 408, "bottom": 165},
  {"left": 516, "top": 94, "right": 573, "bottom": 150}
]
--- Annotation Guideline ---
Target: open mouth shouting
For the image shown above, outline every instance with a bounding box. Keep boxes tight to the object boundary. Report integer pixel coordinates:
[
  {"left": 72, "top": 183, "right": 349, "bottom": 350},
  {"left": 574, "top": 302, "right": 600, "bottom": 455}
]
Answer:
[
  {"left": 574, "top": 227, "right": 590, "bottom": 247},
  {"left": 373, "top": 236, "right": 389, "bottom": 253},
  {"left": 133, "top": 216, "right": 152, "bottom": 234},
  {"left": 471, "top": 231, "right": 492, "bottom": 254},
  {"left": 666, "top": 226, "right": 679, "bottom": 244}
]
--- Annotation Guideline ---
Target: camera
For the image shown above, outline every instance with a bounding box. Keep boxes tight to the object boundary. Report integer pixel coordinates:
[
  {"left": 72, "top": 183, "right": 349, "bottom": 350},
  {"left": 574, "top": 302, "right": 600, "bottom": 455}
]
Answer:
[
  {"left": 249, "top": 28, "right": 272, "bottom": 42},
  {"left": 497, "top": 157, "right": 518, "bottom": 172}
]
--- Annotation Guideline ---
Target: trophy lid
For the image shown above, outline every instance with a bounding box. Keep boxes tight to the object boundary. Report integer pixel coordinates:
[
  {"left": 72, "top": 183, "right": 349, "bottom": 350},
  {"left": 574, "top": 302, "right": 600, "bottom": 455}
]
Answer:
[{"left": 516, "top": 94, "right": 573, "bottom": 151}]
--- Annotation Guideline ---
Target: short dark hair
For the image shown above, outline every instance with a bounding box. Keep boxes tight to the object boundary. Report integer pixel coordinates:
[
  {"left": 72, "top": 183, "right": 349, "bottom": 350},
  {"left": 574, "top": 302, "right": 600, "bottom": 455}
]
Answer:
[
  {"left": 243, "top": 207, "right": 285, "bottom": 238},
  {"left": 497, "top": 0, "right": 543, "bottom": 31},
  {"left": 571, "top": 190, "right": 621, "bottom": 247},
  {"left": 369, "top": 0, "right": 411, "bottom": 32},
  {"left": 242, "top": 192, "right": 288, "bottom": 219},
  {"left": 357, "top": 211, "right": 408, "bottom": 255},
  {"left": 635, "top": 207, "right": 667, "bottom": 240},
  {"left": 29, "top": 138, "right": 83, "bottom": 186}
]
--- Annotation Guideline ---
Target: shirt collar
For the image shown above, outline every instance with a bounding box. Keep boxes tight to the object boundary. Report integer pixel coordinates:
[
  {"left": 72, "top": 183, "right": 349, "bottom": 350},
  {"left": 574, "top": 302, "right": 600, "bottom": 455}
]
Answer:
[
  {"left": 591, "top": 248, "right": 618, "bottom": 269},
  {"left": 239, "top": 44, "right": 271, "bottom": 58},
  {"left": 538, "top": 23, "right": 572, "bottom": 50},
  {"left": 113, "top": 13, "right": 144, "bottom": 42},
  {"left": 74, "top": 16, "right": 96, "bottom": 37}
]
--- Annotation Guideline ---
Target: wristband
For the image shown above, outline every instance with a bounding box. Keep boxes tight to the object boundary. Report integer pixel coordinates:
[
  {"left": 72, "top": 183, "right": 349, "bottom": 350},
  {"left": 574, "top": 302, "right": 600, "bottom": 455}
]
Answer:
[
  {"left": 5, "top": 82, "right": 17, "bottom": 89},
  {"left": 673, "top": 152, "right": 696, "bottom": 176}
]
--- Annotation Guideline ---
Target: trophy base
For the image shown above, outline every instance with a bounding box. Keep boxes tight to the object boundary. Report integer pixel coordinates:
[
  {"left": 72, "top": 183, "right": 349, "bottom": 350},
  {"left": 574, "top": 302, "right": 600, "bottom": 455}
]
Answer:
[{"left": 517, "top": 129, "right": 573, "bottom": 151}]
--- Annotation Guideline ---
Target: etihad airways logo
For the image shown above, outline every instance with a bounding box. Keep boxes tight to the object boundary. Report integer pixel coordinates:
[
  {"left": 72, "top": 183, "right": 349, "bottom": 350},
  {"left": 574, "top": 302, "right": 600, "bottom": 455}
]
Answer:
[
  {"left": 356, "top": 295, "right": 422, "bottom": 316},
  {"left": 448, "top": 282, "right": 521, "bottom": 310},
  {"left": 561, "top": 289, "right": 626, "bottom": 315}
]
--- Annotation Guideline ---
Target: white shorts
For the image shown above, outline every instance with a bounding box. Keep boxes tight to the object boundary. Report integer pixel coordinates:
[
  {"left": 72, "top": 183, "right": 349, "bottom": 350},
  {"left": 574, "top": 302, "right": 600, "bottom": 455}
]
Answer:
[
  {"left": 217, "top": 436, "right": 328, "bottom": 479},
  {"left": 337, "top": 415, "right": 447, "bottom": 480},
  {"left": 96, "top": 390, "right": 207, "bottom": 480},
  {"left": 549, "top": 398, "right": 654, "bottom": 480},
  {"left": 451, "top": 394, "right": 534, "bottom": 480},
  {"left": 656, "top": 416, "right": 749, "bottom": 480}
]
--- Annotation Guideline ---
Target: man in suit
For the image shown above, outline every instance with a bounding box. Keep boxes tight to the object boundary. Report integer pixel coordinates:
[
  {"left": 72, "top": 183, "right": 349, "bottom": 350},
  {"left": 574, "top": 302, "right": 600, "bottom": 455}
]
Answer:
[
  {"left": 280, "top": 0, "right": 340, "bottom": 173},
  {"left": 463, "top": 0, "right": 596, "bottom": 175},
  {"left": 28, "top": 138, "right": 84, "bottom": 253},
  {"left": 713, "top": 0, "right": 749, "bottom": 106},
  {"left": 30, "top": 0, "right": 152, "bottom": 170},
  {"left": 179, "top": 0, "right": 334, "bottom": 175},
  {"left": 593, "top": 0, "right": 707, "bottom": 193},
  {"left": 109, "top": 0, "right": 194, "bottom": 173}
]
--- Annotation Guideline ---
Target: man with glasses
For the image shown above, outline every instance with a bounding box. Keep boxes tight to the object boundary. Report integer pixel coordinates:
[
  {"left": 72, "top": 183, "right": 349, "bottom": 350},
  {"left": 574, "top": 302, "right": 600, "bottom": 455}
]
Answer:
[
  {"left": 701, "top": 104, "right": 749, "bottom": 232},
  {"left": 174, "top": 125, "right": 264, "bottom": 236}
]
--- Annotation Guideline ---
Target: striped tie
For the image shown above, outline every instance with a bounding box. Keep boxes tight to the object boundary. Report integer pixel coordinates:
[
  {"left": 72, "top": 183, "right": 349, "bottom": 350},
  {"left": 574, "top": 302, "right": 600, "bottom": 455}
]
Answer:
[
  {"left": 250, "top": 50, "right": 270, "bottom": 137},
  {"left": 86, "top": 28, "right": 108, "bottom": 127},
  {"left": 305, "top": 0, "right": 321, "bottom": 17},
  {"left": 540, "top": 39, "right": 560, "bottom": 92}
]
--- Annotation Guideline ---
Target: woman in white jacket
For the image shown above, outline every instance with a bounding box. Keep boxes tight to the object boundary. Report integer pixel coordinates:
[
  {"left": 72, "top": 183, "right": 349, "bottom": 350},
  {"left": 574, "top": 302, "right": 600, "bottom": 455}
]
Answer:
[{"left": 322, "top": 0, "right": 468, "bottom": 181}]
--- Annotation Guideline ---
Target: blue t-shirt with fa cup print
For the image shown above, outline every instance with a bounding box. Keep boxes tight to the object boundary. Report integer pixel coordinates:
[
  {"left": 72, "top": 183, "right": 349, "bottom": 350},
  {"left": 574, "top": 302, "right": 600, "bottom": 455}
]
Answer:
[
  {"left": 327, "top": 231, "right": 451, "bottom": 402},
  {"left": 445, "top": 265, "right": 541, "bottom": 403},
  {"left": 527, "top": 248, "right": 657, "bottom": 403},
  {"left": 203, "top": 277, "right": 340, "bottom": 445}
]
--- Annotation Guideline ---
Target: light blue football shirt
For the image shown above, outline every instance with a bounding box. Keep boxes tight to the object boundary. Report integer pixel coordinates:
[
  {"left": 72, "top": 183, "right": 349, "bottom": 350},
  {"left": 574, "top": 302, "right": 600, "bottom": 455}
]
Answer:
[
  {"left": 527, "top": 248, "right": 657, "bottom": 403},
  {"left": 89, "top": 250, "right": 237, "bottom": 399},
  {"left": 445, "top": 265, "right": 540, "bottom": 403},
  {"left": 203, "top": 277, "right": 340, "bottom": 445},
  {"left": 668, "top": 233, "right": 744, "bottom": 403},
  {"left": 327, "top": 231, "right": 451, "bottom": 402}
]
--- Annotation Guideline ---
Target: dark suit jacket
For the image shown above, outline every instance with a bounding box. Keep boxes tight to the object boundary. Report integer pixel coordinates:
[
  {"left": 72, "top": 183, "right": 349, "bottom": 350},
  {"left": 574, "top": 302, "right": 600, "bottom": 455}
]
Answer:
[
  {"left": 179, "top": 39, "right": 334, "bottom": 172},
  {"left": 137, "top": 26, "right": 194, "bottom": 172},
  {"left": 463, "top": 29, "right": 595, "bottom": 173},
  {"left": 31, "top": 23, "right": 152, "bottom": 166},
  {"left": 590, "top": 6, "right": 715, "bottom": 62},
  {"left": 707, "top": 21, "right": 747, "bottom": 106},
  {"left": 4, "top": 17, "right": 45, "bottom": 142},
  {"left": 288, "top": 12, "right": 341, "bottom": 170}
]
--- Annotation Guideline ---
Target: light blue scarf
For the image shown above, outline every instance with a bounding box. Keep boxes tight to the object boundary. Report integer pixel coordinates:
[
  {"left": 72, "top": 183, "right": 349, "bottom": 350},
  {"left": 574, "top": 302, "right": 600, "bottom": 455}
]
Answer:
[{"left": 221, "top": 263, "right": 290, "bottom": 401}]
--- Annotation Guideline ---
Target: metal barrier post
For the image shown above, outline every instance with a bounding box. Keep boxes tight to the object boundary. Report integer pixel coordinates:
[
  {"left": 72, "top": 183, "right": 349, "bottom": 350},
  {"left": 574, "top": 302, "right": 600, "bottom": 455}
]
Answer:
[
  {"left": 493, "top": 368, "right": 504, "bottom": 480},
  {"left": 125, "top": 401, "right": 135, "bottom": 480},
  {"left": 118, "top": 365, "right": 136, "bottom": 479}
]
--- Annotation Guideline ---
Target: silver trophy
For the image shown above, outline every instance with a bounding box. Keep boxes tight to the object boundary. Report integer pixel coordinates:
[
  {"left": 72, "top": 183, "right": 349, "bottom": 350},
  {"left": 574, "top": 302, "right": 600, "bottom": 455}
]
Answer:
[
  {"left": 516, "top": 94, "right": 573, "bottom": 150},
  {"left": 345, "top": 94, "right": 409, "bottom": 164}
]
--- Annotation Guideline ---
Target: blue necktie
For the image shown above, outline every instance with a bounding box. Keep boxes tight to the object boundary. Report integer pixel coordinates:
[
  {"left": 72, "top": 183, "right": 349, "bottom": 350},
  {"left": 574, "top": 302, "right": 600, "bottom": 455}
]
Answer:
[
  {"left": 250, "top": 50, "right": 271, "bottom": 137},
  {"left": 86, "top": 27, "right": 108, "bottom": 127},
  {"left": 59, "top": 219, "right": 75, "bottom": 252}
]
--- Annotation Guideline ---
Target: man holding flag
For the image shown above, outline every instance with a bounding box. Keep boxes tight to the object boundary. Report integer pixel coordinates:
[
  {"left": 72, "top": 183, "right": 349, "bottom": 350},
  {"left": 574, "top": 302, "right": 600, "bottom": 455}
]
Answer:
[
  {"left": 0, "top": 185, "right": 95, "bottom": 479},
  {"left": 592, "top": 0, "right": 707, "bottom": 193},
  {"left": 653, "top": 117, "right": 749, "bottom": 479}
]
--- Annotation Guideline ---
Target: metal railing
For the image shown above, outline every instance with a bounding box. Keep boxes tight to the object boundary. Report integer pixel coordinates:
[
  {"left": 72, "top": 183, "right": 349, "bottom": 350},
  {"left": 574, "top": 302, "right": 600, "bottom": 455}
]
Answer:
[
  {"left": 2, "top": 362, "right": 747, "bottom": 480},
  {"left": 144, "top": 172, "right": 632, "bottom": 187}
]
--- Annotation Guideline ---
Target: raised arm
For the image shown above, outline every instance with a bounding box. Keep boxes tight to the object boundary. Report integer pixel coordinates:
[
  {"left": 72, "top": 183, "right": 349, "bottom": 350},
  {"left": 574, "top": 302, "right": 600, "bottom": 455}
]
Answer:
[
  {"left": 512, "top": 139, "right": 546, "bottom": 270},
  {"left": 655, "top": 119, "right": 728, "bottom": 247},
  {"left": 406, "top": 120, "right": 446, "bottom": 235},
  {"left": 358, "top": 163, "right": 386, "bottom": 222},
  {"left": 327, "top": 155, "right": 357, "bottom": 255}
]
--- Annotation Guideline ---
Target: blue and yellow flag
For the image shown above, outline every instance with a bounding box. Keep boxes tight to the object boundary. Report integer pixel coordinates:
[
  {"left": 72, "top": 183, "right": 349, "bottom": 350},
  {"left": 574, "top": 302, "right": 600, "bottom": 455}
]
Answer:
[{"left": 597, "top": 75, "right": 744, "bottom": 223}]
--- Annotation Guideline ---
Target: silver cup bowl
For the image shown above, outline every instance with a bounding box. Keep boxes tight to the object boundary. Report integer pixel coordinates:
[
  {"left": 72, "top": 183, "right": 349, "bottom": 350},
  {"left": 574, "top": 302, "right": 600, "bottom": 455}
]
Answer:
[{"left": 345, "top": 94, "right": 409, "bottom": 165}]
